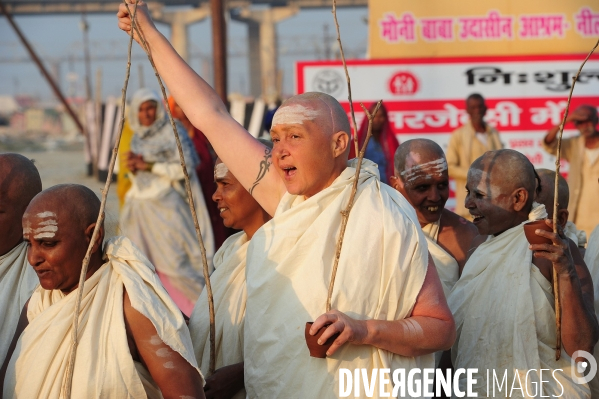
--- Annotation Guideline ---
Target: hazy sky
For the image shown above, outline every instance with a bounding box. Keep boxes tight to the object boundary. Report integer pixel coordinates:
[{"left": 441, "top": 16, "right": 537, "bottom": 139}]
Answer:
[{"left": 0, "top": 6, "right": 368, "bottom": 102}]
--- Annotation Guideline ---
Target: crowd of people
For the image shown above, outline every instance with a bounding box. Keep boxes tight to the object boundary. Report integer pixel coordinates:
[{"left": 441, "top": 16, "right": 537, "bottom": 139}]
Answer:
[{"left": 0, "top": 1, "right": 598, "bottom": 398}]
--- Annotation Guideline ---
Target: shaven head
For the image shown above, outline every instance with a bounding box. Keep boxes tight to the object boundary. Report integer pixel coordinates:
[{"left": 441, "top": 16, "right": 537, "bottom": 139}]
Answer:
[
  {"left": 536, "top": 168, "right": 569, "bottom": 222},
  {"left": 466, "top": 149, "right": 537, "bottom": 235},
  {"left": 0, "top": 153, "right": 42, "bottom": 255},
  {"left": 391, "top": 139, "right": 449, "bottom": 225},
  {"left": 270, "top": 92, "right": 351, "bottom": 197},
  {"left": 24, "top": 184, "right": 104, "bottom": 293}
]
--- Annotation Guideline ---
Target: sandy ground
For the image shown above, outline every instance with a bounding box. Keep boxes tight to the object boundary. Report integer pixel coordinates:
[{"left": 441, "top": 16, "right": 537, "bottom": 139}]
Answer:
[{"left": 18, "top": 149, "right": 121, "bottom": 238}]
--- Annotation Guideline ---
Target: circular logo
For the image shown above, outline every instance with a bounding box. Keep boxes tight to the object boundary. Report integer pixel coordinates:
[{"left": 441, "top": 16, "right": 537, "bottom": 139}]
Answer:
[
  {"left": 571, "top": 350, "right": 598, "bottom": 385},
  {"left": 388, "top": 71, "right": 419, "bottom": 95},
  {"left": 312, "top": 70, "right": 345, "bottom": 97}
]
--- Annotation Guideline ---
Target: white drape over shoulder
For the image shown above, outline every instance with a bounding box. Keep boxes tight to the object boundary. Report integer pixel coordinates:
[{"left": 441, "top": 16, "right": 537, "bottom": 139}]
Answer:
[
  {"left": 421, "top": 219, "right": 458, "bottom": 297},
  {"left": 189, "top": 231, "right": 248, "bottom": 399},
  {"left": 3, "top": 236, "right": 202, "bottom": 399},
  {"left": 0, "top": 242, "right": 38, "bottom": 366},
  {"left": 244, "top": 159, "right": 432, "bottom": 398},
  {"left": 449, "top": 206, "right": 588, "bottom": 398}
]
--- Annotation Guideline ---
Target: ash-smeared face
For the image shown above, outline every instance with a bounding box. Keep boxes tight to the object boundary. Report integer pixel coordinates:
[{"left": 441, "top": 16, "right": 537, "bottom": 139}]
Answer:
[
  {"left": 465, "top": 166, "right": 512, "bottom": 236},
  {"left": 400, "top": 154, "right": 449, "bottom": 225}
]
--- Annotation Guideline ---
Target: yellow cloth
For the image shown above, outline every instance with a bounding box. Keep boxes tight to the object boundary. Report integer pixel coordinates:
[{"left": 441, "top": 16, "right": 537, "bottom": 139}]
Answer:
[
  {"left": 584, "top": 225, "right": 599, "bottom": 398},
  {"left": 189, "top": 231, "right": 248, "bottom": 399},
  {"left": 449, "top": 207, "right": 588, "bottom": 398},
  {"left": 0, "top": 242, "right": 38, "bottom": 366},
  {"left": 574, "top": 153, "right": 599, "bottom": 238},
  {"left": 446, "top": 121, "right": 503, "bottom": 219},
  {"left": 542, "top": 136, "right": 597, "bottom": 226},
  {"left": 244, "top": 159, "right": 432, "bottom": 398},
  {"left": 3, "top": 236, "right": 202, "bottom": 399},
  {"left": 421, "top": 218, "right": 459, "bottom": 297},
  {"left": 117, "top": 119, "right": 134, "bottom": 209}
]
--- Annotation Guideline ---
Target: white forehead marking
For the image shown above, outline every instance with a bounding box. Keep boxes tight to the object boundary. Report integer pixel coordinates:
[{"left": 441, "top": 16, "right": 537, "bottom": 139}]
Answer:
[
  {"left": 272, "top": 103, "right": 321, "bottom": 127},
  {"left": 33, "top": 232, "right": 56, "bottom": 239},
  {"left": 36, "top": 211, "right": 56, "bottom": 218},
  {"left": 38, "top": 219, "right": 57, "bottom": 226},
  {"left": 23, "top": 227, "right": 32, "bottom": 234},
  {"left": 214, "top": 163, "right": 229, "bottom": 179},
  {"left": 401, "top": 158, "right": 448, "bottom": 183}
]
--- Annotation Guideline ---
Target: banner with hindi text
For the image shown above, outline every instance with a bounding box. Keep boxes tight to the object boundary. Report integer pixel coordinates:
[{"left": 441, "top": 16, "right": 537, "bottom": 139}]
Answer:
[{"left": 369, "top": 0, "right": 599, "bottom": 59}]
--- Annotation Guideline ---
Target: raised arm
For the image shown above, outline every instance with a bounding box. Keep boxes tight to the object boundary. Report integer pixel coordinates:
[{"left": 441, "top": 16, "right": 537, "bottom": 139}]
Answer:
[
  {"left": 311, "top": 255, "right": 456, "bottom": 357},
  {"left": 117, "top": 1, "right": 285, "bottom": 214}
]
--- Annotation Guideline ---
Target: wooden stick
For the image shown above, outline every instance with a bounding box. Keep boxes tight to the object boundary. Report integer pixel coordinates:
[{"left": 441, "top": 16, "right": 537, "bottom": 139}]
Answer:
[
  {"left": 551, "top": 37, "right": 599, "bottom": 361},
  {"left": 332, "top": 0, "right": 359, "bottom": 156},
  {"left": 326, "top": 100, "right": 382, "bottom": 312},
  {"left": 124, "top": 2, "right": 217, "bottom": 375},
  {"left": 61, "top": 3, "right": 139, "bottom": 398}
]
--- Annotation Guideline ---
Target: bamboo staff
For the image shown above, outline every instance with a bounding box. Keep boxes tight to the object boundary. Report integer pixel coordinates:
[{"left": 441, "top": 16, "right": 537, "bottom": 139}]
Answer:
[
  {"left": 122, "top": 1, "right": 216, "bottom": 375},
  {"left": 61, "top": 3, "right": 139, "bottom": 398},
  {"left": 332, "top": 0, "right": 359, "bottom": 156},
  {"left": 551, "top": 37, "right": 599, "bottom": 361}
]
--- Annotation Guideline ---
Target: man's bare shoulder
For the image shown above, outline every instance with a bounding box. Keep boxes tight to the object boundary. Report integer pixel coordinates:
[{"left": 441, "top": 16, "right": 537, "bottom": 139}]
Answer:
[{"left": 440, "top": 209, "right": 478, "bottom": 240}]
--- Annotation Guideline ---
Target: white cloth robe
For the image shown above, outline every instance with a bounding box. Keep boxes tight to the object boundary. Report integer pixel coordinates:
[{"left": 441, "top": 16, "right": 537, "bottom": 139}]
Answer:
[
  {"left": 0, "top": 242, "right": 38, "bottom": 366},
  {"left": 189, "top": 231, "right": 248, "bottom": 399},
  {"left": 449, "top": 211, "right": 589, "bottom": 398},
  {"left": 3, "top": 236, "right": 202, "bottom": 399},
  {"left": 244, "top": 159, "right": 433, "bottom": 398}
]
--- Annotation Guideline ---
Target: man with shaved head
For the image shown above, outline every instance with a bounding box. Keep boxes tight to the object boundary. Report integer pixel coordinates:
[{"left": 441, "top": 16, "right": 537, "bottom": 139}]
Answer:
[
  {"left": 543, "top": 104, "right": 599, "bottom": 237},
  {"left": 0, "top": 154, "right": 41, "bottom": 367},
  {"left": 449, "top": 149, "right": 597, "bottom": 397},
  {"left": 536, "top": 168, "right": 587, "bottom": 254},
  {"left": 118, "top": 5, "right": 455, "bottom": 397},
  {"left": 1, "top": 184, "right": 205, "bottom": 398},
  {"left": 391, "top": 139, "right": 479, "bottom": 289}
]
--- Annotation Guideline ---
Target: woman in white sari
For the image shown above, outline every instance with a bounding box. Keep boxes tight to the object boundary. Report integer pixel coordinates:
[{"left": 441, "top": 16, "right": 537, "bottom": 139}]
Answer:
[{"left": 120, "top": 88, "right": 214, "bottom": 315}]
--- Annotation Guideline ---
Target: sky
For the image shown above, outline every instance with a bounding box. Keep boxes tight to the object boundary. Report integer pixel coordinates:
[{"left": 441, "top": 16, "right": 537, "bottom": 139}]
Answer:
[{"left": 0, "top": 5, "right": 368, "bottom": 102}]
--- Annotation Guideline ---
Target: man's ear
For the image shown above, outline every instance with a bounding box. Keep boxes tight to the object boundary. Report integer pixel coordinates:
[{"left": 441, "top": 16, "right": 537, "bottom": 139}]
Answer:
[
  {"left": 84, "top": 221, "right": 104, "bottom": 255},
  {"left": 332, "top": 131, "right": 349, "bottom": 158},
  {"left": 389, "top": 175, "right": 404, "bottom": 192},
  {"left": 512, "top": 187, "right": 529, "bottom": 212},
  {"left": 557, "top": 209, "right": 569, "bottom": 228}
]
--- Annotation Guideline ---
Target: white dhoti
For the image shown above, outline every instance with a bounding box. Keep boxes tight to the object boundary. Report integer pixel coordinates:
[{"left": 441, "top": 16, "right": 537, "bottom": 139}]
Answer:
[
  {"left": 449, "top": 216, "right": 589, "bottom": 398},
  {"left": 422, "top": 219, "right": 458, "bottom": 367},
  {"left": 3, "top": 236, "right": 202, "bottom": 399},
  {"left": 584, "top": 225, "right": 599, "bottom": 398},
  {"left": 190, "top": 231, "right": 248, "bottom": 399},
  {"left": 244, "top": 159, "right": 432, "bottom": 398},
  {"left": 0, "top": 242, "right": 38, "bottom": 366}
]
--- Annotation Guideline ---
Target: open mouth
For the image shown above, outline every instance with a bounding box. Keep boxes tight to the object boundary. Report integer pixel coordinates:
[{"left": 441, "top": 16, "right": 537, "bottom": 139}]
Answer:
[
  {"left": 282, "top": 166, "right": 297, "bottom": 178},
  {"left": 219, "top": 207, "right": 228, "bottom": 214},
  {"left": 36, "top": 269, "right": 51, "bottom": 277},
  {"left": 425, "top": 206, "right": 440, "bottom": 212},
  {"left": 471, "top": 214, "right": 484, "bottom": 223}
]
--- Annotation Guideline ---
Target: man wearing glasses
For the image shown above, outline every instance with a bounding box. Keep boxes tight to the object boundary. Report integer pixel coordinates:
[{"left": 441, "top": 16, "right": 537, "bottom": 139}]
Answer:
[{"left": 543, "top": 104, "right": 599, "bottom": 237}]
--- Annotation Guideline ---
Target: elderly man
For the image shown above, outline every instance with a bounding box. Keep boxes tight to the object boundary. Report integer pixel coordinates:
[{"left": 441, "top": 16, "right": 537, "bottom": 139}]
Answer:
[
  {"left": 118, "top": 4, "right": 455, "bottom": 398},
  {"left": 0, "top": 154, "right": 40, "bottom": 367},
  {"left": 536, "top": 168, "right": 587, "bottom": 255},
  {"left": 390, "top": 139, "right": 479, "bottom": 292},
  {"left": 449, "top": 149, "right": 597, "bottom": 397},
  {"left": 446, "top": 93, "right": 503, "bottom": 219},
  {"left": 543, "top": 105, "right": 599, "bottom": 237},
  {"left": 1, "top": 184, "right": 204, "bottom": 399}
]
